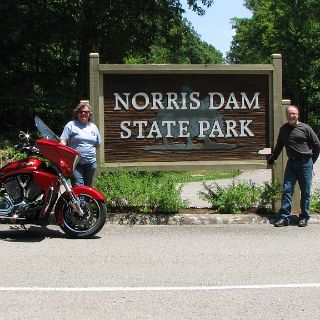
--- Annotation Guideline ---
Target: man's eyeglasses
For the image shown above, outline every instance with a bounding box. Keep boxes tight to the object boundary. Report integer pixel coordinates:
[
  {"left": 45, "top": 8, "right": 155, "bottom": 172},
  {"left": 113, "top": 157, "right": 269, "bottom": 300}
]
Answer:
[{"left": 78, "top": 110, "right": 90, "bottom": 114}]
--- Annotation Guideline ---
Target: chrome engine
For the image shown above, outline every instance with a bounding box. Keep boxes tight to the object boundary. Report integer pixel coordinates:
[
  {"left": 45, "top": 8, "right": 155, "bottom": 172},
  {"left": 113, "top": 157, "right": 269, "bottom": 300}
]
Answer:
[{"left": 0, "top": 175, "right": 44, "bottom": 218}]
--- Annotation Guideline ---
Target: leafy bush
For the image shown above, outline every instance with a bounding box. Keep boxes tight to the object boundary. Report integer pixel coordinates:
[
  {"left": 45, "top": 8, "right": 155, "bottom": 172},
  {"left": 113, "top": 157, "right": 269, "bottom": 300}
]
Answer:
[
  {"left": 311, "top": 188, "right": 320, "bottom": 213},
  {"left": 0, "top": 136, "right": 26, "bottom": 167},
  {"left": 96, "top": 170, "right": 188, "bottom": 214},
  {"left": 199, "top": 180, "right": 282, "bottom": 214},
  {"left": 258, "top": 181, "right": 282, "bottom": 208}
]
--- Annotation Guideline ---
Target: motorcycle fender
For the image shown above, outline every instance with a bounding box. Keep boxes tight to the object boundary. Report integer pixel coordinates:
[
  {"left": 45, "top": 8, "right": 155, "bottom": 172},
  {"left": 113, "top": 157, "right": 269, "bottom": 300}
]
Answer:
[
  {"left": 71, "top": 186, "right": 106, "bottom": 200},
  {"left": 54, "top": 186, "right": 106, "bottom": 225}
]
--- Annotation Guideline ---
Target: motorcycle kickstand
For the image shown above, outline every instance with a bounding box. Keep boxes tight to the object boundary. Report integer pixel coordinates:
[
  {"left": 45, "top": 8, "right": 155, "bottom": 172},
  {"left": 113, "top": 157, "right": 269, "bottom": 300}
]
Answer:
[{"left": 20, "top": 224, "right": 29, "bottom": 232}]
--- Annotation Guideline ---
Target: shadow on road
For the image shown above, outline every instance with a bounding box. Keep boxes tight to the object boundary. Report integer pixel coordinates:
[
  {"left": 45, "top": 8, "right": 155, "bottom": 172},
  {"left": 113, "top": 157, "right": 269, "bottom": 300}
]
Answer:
[
  {"left": 0, "top": 225, "right": 103, "bottom": 242},
  {"left": 0, "top": 225, "right": 65, "bottom": 242}
]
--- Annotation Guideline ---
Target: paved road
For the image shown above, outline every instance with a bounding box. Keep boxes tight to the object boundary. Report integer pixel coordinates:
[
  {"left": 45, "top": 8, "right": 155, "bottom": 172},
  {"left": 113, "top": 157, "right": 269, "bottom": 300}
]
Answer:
[
  {"left": 182, "top": 160, "right": 320, "bottom": 208},
  {"left": 1, "top": 224, "right": 320, "bottom": 320}
]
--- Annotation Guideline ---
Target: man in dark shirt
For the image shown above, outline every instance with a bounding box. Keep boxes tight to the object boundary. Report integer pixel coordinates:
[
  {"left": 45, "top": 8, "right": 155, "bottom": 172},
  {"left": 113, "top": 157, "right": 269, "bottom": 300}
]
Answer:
[{"left": 268, "top": 105, "right": 320, "bottom": 227}]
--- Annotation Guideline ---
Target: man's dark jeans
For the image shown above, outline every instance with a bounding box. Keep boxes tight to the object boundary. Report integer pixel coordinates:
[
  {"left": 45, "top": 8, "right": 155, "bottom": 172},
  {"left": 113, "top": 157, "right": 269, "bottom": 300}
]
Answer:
[{"left": 279, "top": 157, "right": 313, "bottom": 221}]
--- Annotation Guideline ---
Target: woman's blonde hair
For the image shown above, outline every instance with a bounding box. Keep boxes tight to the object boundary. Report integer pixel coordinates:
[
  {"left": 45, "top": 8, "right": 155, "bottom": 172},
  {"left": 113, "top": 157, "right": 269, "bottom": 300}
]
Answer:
[{"left": 73, "top": 101, "right": 92, "bottom": 121}]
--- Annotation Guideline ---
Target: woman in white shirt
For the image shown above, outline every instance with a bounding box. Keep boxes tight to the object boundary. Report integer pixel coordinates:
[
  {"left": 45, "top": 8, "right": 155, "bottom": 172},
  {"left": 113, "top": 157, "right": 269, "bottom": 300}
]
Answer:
[{"left": 60, "top": 101, "right": 102, "bottom": 186}]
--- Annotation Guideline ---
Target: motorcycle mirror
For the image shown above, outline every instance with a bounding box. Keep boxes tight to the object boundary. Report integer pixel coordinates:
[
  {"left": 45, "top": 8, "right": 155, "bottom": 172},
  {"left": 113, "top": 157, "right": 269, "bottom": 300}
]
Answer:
[{"left": 19, "top": 131, "right": 30, "bottom": 141}]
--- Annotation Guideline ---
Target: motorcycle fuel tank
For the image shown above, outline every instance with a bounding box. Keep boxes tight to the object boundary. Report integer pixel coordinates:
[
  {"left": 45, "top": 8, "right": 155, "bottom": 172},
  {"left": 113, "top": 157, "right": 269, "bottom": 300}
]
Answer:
[{"left": 0, "top": 157, "right": 42, "bottom": 178}]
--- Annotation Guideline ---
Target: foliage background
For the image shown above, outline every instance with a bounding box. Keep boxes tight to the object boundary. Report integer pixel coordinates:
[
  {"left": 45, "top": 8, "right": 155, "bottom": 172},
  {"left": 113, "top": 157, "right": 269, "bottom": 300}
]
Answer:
[
  {"left": 0, "top": 0, "right": 222, "bottom": 138},
  {"left": 227, "top": 0, "right": 320, "bottom": 133},
  {"left": 1, "top": 0, "right": 319, "bottom": 138}
]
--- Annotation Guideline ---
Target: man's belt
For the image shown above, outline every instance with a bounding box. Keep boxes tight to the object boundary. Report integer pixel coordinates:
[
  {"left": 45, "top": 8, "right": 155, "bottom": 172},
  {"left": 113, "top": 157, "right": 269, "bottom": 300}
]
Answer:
[{"left": 289, "top": 155, "right": 311, "bottom": 160}]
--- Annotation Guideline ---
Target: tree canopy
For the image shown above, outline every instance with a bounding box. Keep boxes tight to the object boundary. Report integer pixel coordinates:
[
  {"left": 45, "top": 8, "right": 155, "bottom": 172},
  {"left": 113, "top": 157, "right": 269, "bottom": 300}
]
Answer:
[
  {"left": 227, "top": 0, "right": 320, "bottom": 126},
  {"left": 0, "top": 0, "right": 222, "bottom": 137}
]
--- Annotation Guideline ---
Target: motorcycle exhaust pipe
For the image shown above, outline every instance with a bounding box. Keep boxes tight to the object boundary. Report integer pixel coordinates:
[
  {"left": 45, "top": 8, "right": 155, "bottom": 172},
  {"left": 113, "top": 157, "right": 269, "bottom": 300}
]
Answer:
[
  {"left": 0, "top": 196, "right": 14, "bottom": 217},
  {"left": 0, "top": 216, "right": 26, "bottom": 224}
]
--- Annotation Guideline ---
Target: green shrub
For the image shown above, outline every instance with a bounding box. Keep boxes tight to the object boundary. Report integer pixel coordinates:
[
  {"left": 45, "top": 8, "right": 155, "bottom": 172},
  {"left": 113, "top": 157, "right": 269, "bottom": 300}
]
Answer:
[
  {"left": 0, "top": 136, "right": 26, "bottom": 167},
  {"left": 96, "top": 169, "right": 188, "bottom": 214},
  {"left": 311, "top": 188, "right": 320, "bottom": 213},
  {"left": 199, "top": 180, "right": 281, "bottom": 214},
  {"left": 258, "top": 181, "right": 282, "bottom": 208}
]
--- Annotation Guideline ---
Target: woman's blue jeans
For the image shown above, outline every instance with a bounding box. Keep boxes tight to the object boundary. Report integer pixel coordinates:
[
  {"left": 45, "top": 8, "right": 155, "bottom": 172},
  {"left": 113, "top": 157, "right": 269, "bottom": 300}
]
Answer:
[
  {"left": 279, "top": 157, "right": 313, "bottom": 221},
  {"left": 72, "top": 162, "right": 97, "bottom": 187}
]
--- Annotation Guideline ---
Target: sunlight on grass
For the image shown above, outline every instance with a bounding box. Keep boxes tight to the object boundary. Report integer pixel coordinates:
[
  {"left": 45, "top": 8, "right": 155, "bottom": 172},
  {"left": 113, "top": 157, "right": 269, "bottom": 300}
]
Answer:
[{"left": 158, "top": 169, "right": 241, "bottom": 183}]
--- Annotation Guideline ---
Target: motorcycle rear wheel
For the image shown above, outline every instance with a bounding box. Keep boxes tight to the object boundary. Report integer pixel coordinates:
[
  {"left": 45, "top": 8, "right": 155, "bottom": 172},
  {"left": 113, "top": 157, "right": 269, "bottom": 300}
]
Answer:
[{"left": 58, "top": 193, "right": 107, "bottom": 238}]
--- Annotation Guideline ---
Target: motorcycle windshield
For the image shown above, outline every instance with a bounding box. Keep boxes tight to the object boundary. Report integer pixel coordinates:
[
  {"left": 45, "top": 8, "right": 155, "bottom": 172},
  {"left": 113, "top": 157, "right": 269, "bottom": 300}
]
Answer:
[{"left": 35, "top": 115, "right": 60, "bottom": 142}]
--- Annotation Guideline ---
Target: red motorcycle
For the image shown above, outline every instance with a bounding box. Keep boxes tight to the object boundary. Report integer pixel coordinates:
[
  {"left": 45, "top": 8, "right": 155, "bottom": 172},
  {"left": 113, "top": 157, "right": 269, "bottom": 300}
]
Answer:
[{"left": 0, "top": 116, "right": 107, "bottom": 237}]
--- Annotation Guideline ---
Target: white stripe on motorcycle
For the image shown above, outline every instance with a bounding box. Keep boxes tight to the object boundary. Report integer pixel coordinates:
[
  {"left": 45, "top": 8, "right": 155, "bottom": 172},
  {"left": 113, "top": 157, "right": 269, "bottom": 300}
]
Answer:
[{"left": 0, "top": 283, "right": 320, "bottom": 292}]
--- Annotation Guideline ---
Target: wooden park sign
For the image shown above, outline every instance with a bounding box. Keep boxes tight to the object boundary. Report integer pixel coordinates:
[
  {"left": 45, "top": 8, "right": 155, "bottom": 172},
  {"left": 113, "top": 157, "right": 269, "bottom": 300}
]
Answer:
[{"left": 89, "top": 53, "right": 284, "bottom": 173}]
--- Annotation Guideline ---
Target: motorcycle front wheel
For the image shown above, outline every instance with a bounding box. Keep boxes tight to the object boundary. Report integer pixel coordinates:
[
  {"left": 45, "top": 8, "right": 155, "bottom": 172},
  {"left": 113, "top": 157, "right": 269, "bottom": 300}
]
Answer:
[{"left": 58, "top": 193, "right": 107, "bottom": 238}]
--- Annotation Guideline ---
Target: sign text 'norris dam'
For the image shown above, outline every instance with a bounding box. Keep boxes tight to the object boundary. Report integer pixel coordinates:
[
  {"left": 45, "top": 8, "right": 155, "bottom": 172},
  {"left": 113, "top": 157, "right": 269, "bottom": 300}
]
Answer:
[{"left": 113, "top": 91, "right": 260, "bottom": 141}]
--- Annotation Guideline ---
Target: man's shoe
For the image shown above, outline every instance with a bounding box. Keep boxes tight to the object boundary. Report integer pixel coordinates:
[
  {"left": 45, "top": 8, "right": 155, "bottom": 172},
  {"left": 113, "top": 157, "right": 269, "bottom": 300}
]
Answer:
[
  {"left": 298, "top": 218, "right": 308, "bottom": 227},
  {"left": 274, "top": 218, "right": 289, "bottom": 227}
]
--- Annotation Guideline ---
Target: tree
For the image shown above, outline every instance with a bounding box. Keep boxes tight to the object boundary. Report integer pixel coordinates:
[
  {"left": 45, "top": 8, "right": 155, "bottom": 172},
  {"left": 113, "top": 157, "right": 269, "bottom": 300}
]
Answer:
[
  {"left": 0, "top": 0, "right": 218, "bottom": 137},
  {"left": 227, "top": 0, "right": 320, "bottom": 124},
  {"left": 124, "top": 18, "right": 223, "bottom": 64}
]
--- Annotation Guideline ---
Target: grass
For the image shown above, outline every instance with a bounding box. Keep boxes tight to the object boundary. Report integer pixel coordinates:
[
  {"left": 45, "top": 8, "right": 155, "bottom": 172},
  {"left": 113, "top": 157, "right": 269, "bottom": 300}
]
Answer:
[{"left": 157, "top": 169, "right": 241, "bottom": 183}]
